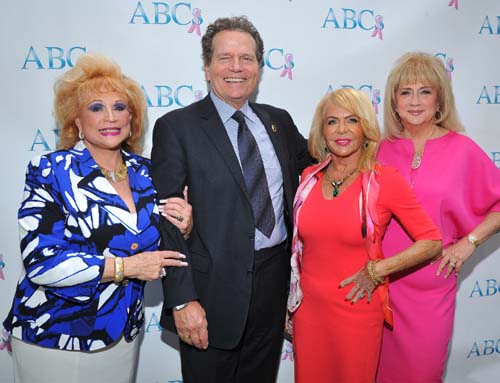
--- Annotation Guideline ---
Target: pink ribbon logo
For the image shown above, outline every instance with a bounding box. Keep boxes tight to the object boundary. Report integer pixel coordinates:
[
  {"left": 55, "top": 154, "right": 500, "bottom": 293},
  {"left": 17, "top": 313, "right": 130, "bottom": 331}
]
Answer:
[
  {"left": 187, "top": 8, "right": 203, "bottom": 36},
  {"left": 194, "top": 89, "right": 203, "bottom": 101},
  {"left": 0, "top": 329, "right": 11, "bottom": 352},
  {"left": 371, "top": 15, "right": 384, "bottom": 40},
  {"left": 0, "top": 254, "right": 5, "bottom": 280},
  {"left": 280, "top": 53, "right": 294, "bottom": 80},
  {"left": 445, "top": 57, "right": 454, "bottom": 81},
  {"left": 448, "top": 0, "right": 459, "bottom": 10},
  {"left": 281, "top": 341, "right": 294, "bottom": 361},
  {"left": 372, "top": 89, "right": 381, "bottom": 114}
]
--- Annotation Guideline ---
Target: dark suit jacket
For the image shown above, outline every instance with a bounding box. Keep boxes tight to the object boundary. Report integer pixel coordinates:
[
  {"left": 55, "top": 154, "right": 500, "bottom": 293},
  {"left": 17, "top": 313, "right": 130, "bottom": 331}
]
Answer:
[{"left": 151, "top": 95, "right": 311, "bottom": 349}]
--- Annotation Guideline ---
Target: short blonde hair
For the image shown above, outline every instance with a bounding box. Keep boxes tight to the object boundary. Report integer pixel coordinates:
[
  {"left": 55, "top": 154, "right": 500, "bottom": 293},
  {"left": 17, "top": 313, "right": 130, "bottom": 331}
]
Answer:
[
  {"left": 384, "top": 52, "right": 463, "bottom": 139},
  {"left": 309, "top": 88, "right": 380, "bottom": 171},
  {"left": 54, "top": 53, "right": 147, "bottom": 154}
]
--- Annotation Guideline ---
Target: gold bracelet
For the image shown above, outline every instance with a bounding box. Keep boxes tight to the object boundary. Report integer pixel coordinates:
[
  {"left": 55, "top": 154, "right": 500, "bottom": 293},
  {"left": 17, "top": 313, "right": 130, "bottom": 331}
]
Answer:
[
  {"left": 367, "top": 260, "right": 384, "bottom": 286},
  {"left": 114, "top": 257, "right": 125, "bottom": 284},
  {"left": 467, "top": 234, "right": 479, "bottom": 248}
]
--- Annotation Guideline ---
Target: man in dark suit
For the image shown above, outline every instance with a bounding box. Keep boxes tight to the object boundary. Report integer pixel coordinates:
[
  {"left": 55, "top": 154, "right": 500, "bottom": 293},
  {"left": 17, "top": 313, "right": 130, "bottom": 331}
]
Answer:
[{"left": 151, "top": 16, "right": 311, "bottom": 383}]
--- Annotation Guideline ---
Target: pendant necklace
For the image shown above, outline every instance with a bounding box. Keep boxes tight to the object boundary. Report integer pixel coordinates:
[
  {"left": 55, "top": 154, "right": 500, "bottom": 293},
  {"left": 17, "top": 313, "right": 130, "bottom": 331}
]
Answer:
[
  {"left": 411, "top": 126, "right": 437, "bottom": 170},
  {"left": 99, "top": 161, "right": 128, "bottom": 182},
  {"left": 411, "top": 152, "right": 422, "bottom": 169},
  {"left": 325, "top": 168, "right": 357, "bottom": 197}
]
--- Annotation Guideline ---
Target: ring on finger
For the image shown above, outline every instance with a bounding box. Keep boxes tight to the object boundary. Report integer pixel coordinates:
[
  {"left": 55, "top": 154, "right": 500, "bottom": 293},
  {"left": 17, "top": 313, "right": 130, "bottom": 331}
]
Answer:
[
  {"left": 449, "top": 262, "right": 456, "bottom": 268},
  {"left": 176, "top": 215, "right": 184, "bottom": 222},
  {"left": 160, "top": 268, "right": 166, "bottom": 278}
]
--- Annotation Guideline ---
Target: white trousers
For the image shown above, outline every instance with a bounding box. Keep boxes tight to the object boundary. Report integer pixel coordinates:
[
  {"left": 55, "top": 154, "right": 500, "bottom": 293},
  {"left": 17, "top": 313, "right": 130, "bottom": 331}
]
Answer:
[{"left": 11, "top": 334, "right": 141, "bottom": 383}]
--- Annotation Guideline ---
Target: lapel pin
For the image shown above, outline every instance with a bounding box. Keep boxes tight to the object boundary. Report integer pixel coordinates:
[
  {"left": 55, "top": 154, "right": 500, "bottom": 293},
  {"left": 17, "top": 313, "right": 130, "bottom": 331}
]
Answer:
[{"left": 271, "top": 123, "right": 277, "bottom": 133}]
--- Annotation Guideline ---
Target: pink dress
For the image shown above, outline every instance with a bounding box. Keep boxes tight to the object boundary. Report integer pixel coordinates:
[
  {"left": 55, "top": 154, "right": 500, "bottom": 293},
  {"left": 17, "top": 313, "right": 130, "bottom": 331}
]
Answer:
[{"left": 376, "top": 131, "right": 500, "bottom": 383}]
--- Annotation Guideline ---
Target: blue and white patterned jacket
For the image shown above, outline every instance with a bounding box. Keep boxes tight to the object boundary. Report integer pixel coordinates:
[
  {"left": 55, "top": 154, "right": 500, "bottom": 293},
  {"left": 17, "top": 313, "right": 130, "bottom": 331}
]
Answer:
[{"left": 3, "top": 141, "right": 160, "bottom": 351}]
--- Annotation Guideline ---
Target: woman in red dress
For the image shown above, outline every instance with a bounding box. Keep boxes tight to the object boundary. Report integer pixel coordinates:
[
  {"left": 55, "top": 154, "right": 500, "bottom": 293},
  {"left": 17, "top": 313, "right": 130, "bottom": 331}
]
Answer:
[{"left": 287, "top": 88, "right": 442, "bottom": 383}]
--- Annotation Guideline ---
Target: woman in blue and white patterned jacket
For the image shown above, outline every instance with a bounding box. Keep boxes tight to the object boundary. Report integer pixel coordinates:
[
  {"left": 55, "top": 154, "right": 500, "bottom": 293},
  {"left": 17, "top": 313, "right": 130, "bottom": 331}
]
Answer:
[{"left": 3, "top": 53, "right": 191, "bottom": 382}]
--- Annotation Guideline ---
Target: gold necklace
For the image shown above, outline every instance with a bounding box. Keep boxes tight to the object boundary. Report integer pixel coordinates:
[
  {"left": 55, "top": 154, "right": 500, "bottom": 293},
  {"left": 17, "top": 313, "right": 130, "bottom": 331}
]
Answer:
[
  {"left": 411, "top": 126, "right": 437, "bottom": 169},
  {"left": 99, "top": 161, "right": 128, "bottom": 182},
  {"left": 325, "top": 168, "right": 357, "bottom": 197}
]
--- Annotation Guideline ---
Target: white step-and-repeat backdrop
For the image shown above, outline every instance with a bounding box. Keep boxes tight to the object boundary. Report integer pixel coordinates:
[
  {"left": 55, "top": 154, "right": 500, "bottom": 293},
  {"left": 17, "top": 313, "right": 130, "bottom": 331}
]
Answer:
[{"left": 1, "top": 1, "right": 499, "bottom": 382}]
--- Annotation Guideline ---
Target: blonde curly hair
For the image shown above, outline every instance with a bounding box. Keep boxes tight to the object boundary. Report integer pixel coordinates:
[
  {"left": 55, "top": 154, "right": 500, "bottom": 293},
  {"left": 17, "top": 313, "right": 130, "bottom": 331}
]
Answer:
[{"left": 54, "top": 53, "right": 147, "bottom": 154}]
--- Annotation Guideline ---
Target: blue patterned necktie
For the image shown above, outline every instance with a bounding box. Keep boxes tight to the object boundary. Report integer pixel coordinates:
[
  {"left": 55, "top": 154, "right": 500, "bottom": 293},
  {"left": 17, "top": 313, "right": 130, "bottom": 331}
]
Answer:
[{"left": 233, "top": 111, "right": 275, "bottom": 238}]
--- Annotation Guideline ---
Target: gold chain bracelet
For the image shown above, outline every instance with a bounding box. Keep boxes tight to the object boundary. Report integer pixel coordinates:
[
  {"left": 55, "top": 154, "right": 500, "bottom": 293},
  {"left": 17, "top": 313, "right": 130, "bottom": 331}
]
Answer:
[{"left": 367, "top": 260, "right": 384, "bottom": 286}]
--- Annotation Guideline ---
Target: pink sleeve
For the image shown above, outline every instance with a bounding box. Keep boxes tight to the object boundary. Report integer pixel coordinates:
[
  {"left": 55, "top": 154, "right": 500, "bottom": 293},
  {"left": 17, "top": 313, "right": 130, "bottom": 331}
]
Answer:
[
  {"left": 459, "top": 138, "right": 500, "bottom": 219},
  {"left": 443, "top": 137, "right": 500, "bottom": 240}
]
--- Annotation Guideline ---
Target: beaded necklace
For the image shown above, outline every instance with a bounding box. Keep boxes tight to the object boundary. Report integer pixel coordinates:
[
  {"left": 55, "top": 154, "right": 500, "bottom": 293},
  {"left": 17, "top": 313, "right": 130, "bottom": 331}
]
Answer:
[{"left": 325, "top": 168, "right": 357, "bottom": 197}]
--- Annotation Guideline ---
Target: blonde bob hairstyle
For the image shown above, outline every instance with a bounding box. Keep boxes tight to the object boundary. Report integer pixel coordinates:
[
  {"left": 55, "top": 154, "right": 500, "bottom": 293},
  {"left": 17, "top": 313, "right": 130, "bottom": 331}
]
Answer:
[
  {"left": 309, "top": 88, "right": 381, "bottom": 172},
  {"left": 384, "top": 52, "right": 463, "bottom": 139},
  {"left": 54, "top": 53, "right": 147, "bottom": 154}
]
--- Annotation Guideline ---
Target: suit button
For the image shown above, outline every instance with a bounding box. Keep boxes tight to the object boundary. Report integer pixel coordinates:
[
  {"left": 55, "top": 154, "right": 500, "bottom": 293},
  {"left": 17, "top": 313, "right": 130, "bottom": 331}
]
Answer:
[{"left": 130, "top": 243, "right": 139, "bottom": 250}]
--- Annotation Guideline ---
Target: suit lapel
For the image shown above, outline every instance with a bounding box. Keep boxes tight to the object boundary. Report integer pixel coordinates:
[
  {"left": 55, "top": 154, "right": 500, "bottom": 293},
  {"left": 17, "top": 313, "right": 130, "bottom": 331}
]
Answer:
[
  {"left": 120, "top": 155, "right": 156, "bottom": 232},
  {"left": 198, "top": 96, "right": 249, "bottom": 198},
  {"left": 72, "top": 143, "right": 140, "bottom": 233}
]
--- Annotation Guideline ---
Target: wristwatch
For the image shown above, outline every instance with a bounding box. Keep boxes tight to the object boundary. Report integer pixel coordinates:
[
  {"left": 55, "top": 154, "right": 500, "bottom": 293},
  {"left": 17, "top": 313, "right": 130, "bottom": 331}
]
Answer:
[
  {"left": 467, "top": 234, "right": 479, "bottom": 248},
  {"left": 174, "top": 302, "right": 189, "bottom": 311}
]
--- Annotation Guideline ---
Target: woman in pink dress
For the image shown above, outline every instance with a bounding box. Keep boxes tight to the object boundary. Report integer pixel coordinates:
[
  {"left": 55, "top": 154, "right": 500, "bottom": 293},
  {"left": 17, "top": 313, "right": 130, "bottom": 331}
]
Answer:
[
  {"left": 286, "top": 88, "right": 442, "bottom": 383},
  {"left": 377, "top": 52, "right": 500, "bottom": 383}
]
